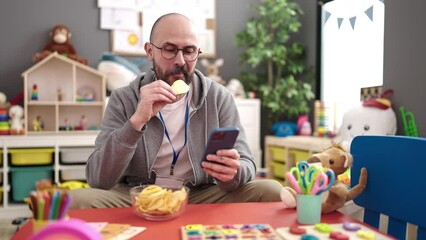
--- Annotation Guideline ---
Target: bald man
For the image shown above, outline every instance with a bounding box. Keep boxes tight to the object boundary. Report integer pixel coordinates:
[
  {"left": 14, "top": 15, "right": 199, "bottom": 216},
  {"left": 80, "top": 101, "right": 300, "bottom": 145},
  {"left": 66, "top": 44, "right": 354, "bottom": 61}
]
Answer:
[{"left": 70, "top": 13, "right": 282, "bottom": 208}]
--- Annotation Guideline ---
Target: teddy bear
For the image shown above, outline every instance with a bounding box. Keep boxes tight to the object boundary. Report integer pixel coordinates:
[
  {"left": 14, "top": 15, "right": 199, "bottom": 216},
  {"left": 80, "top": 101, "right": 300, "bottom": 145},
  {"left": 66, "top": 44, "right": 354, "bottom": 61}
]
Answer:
[
  {"left": 280, "top": 143, "right": 368, "bottom": 214},
  {"left": 33, "top": 24, "right": 88, "bottom": 65}
]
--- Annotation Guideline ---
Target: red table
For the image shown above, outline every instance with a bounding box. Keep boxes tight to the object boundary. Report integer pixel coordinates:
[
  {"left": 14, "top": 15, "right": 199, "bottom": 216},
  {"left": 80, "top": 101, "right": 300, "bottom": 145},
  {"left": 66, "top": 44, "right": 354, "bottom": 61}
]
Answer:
[{"left": 11, "top": 202, "right": 393, "bottom": 239}]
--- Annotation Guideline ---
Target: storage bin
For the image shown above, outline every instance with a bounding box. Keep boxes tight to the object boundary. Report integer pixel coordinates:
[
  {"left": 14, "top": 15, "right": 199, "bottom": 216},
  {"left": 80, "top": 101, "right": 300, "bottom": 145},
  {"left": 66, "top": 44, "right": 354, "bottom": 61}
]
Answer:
[
  {"left": 288, "top": 149, "right": 310, "bottom": 165},
  {"left": 270, "top": 161, "right": 285, "bottom": 180},
  {"left": 0, "top": 186, "right": 3, "bottom": 204},
  {"left": 9, "top": 148, "right": 54, "bottom": 166},
  {"left": 60, "top": 147, "right": 94, "bottom": 164},
  {"left": 268, "top": 146, "right": 286, "bottom": 163},
  {"left": 60, "top": 168, "right": 86, "bottom": 181},
  {"left": 0, "top": 172, "right": 2, "bottom": 185},
  {"left": 10, "top": 166, "right": 53, "bottom": 202}
]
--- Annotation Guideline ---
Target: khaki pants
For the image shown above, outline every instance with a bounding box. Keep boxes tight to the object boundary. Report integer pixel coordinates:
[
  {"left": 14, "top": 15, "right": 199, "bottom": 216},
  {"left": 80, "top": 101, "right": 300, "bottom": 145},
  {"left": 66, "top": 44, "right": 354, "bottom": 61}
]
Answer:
[{"left": 69, "top": 179, "right": 283, "bottom": 209}]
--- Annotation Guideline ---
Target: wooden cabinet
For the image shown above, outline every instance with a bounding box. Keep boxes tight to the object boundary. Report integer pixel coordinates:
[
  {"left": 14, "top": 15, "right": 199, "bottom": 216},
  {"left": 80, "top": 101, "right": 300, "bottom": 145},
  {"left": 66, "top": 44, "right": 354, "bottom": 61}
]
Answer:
[
  {"left": 235, "top": 98, "right": 262, "bottom": 169},
  {"left": 22, "top": 52, "right": 106, "bottom": 135},
  {"left": 264, "top": 135, "right": 333, "bottom": 185},
  {"left": 0, "top": 135, "right": 96, "bottom": 219}
]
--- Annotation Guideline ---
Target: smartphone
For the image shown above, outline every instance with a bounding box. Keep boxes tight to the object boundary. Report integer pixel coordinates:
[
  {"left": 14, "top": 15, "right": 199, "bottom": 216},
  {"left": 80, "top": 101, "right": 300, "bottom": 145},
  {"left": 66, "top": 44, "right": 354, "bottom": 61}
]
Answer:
[{"left": 201, "top": 127, "right": 240, "bottom": 163}]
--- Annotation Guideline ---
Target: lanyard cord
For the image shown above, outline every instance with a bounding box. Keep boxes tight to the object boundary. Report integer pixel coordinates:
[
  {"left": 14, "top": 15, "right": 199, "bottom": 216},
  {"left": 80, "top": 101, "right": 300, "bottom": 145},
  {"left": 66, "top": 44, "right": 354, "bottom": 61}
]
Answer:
[{"left": 158, "top": 93, "right": 190, "bottom": 176}]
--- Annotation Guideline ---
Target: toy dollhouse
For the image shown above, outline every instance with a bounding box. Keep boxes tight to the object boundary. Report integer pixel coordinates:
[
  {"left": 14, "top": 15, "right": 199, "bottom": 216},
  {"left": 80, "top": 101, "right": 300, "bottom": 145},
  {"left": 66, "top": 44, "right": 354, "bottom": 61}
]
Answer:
[{"left": 21, "top": 52, "right": 106, "bottom": 134}]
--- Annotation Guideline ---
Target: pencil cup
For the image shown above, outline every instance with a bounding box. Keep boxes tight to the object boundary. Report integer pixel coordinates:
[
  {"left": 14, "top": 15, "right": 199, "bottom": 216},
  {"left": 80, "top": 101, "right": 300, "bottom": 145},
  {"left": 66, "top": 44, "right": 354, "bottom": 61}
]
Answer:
[
  {"left": 296, "top": 194, "right": 322, "bottom": 224},
  {"left": 32, "top": 219, "right": 56, "bottom": 234}
]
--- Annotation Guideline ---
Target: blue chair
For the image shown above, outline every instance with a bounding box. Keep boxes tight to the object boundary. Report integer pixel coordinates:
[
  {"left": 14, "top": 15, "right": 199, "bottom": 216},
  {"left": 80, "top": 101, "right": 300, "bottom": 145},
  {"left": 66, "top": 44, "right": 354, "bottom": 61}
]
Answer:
[{"left": 351, "top": 135, "right": 426, "bottom": 240}]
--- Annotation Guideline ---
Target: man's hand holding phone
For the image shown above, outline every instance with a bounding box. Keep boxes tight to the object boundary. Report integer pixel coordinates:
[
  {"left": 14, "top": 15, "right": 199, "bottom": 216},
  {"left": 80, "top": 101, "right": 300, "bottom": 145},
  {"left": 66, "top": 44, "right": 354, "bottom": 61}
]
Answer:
[{"left": 201, "top": 127, "right": 241, "bottom": 182}]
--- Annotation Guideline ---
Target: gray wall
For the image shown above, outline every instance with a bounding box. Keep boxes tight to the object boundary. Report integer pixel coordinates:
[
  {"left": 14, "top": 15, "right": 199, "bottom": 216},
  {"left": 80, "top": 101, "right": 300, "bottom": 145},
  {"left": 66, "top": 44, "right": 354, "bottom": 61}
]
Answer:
[
  {"left": 0, "top": 0, "right": 261, "bottom": 101},
  {"left": 382, "top": 0, "right": 426, "bottom": 136}
]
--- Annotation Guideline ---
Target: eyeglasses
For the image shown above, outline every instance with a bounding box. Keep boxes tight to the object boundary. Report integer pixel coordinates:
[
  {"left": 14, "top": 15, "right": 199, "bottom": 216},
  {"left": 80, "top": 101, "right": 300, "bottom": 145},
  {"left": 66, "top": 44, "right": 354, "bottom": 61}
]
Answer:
[{"left": 150, "top": 42, "right": 202, "bottom": 62}]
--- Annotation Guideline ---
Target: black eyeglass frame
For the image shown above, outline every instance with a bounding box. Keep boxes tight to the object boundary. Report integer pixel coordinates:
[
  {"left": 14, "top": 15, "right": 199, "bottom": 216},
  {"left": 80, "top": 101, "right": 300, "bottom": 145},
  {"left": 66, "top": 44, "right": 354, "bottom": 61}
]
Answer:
[{"left": 150, "top": 42, "right": 202, "bottom": 62}]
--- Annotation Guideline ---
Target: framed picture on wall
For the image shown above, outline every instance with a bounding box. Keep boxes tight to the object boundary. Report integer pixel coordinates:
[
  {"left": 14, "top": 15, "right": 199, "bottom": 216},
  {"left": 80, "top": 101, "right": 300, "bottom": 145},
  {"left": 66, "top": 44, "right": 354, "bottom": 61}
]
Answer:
[{"left": 110, "top": 0, "right": 216, "bottom": 58}]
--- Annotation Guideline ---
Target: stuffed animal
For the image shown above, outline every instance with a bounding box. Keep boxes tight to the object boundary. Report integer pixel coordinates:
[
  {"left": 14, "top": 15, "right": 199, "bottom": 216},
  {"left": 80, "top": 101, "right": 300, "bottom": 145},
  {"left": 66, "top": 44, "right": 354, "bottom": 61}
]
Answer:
[
  {"left": 338, "top": 89, "right": 397, "bottom": 149},
  {"left": 226, "top": 79, "right": 245, "bottom": 98},
  {"left": 200, "top": 58, "right": 226, "bottom": 85},
  {"left": 33, "top": 24, "right": 88, "bottom": 65},
  {"left": 280, "top": 143, "right": 367, "bottom": 214},
  {"left": 9, "top": 105, "right": 25, "bottom": 135}
]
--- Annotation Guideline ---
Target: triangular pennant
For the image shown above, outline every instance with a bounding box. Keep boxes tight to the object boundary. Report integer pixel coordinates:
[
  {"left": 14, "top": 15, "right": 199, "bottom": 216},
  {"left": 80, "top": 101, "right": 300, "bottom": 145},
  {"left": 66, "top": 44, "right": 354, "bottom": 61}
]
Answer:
[
  {"left": 349, "top": 16, "right": 357, "bottom": 30},
  {"left": 324, "top": 11, "right": 331, "bottom": 24},
  {"left": 378, "top": 0, "right": 384, "bottom": 3},
  {"left": 337, "top": 18, "right": 344, "bottom": 29},
  {"left": 365, "top": 5, "right": 374, "bottom": 22}
]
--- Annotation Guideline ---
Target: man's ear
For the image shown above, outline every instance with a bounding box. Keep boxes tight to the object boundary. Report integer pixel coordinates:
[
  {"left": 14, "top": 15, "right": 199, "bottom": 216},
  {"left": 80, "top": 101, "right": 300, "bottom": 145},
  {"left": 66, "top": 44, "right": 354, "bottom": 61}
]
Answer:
[{"left": 144, "top": 42, "right": 154, "bottom": 60}]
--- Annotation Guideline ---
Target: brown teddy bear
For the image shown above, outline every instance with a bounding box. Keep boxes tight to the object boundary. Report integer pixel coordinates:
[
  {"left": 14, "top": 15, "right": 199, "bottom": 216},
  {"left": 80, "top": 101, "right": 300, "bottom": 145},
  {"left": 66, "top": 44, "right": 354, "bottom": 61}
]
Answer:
[
  {"left": 280, "top": 143, "right": 368, "bottom": 214},
  {"left": 33, "top": 24, "right": 88, "bottom": 65}
]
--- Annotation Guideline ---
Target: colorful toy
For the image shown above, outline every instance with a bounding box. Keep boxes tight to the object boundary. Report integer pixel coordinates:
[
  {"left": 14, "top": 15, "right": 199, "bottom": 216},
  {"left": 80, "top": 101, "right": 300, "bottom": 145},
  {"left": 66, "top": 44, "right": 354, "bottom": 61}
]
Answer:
[
  {"left": 399, "top": 106, "right": 419, "bottom": 137},
  {"left": 276, "top": 222, "right": 393, "bottom": 240},
  {"left": 31, "top": 84, "right": 38, "bottom": 100},
  {"left": 0, "top": 92, "right": 10, "bottom": 135},
  {"left": 32, "top": 115, "right": 44, "bottom": 131},
  {"left": 281, "top": 144, "right": 367, "bottom": 214},
  {"left": 181, "top": 224, "right": 279, "bottom": 240}
]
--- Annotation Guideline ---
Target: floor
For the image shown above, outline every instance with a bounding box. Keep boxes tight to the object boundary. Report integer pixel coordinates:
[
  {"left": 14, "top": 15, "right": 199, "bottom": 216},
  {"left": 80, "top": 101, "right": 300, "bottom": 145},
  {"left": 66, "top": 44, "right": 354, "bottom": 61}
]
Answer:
[{"left": 0, "top": 218, "right": 28, "bottom": 240}]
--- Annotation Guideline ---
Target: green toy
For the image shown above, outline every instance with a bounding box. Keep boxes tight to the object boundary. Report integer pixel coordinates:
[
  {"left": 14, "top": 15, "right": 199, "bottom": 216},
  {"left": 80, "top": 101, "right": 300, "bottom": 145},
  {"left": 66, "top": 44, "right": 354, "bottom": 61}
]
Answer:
[{"left": 399, "top": 106, "right": 419, "bottom": 137}]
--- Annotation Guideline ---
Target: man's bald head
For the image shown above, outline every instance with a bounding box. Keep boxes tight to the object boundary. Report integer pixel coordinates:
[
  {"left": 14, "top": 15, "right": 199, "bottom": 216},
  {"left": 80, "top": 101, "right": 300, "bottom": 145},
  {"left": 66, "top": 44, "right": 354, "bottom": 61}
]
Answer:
[{"left": 149, "top": 13, "right": 196, "bottom": 43}]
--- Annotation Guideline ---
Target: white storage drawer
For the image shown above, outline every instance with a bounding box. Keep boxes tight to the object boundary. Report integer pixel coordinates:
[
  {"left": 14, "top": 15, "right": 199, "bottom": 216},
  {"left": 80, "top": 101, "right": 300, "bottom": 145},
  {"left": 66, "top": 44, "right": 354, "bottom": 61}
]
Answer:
[
  {"left": 60, "top": 147, "right": 94, "bottom": 164},
  {"left": 60, "top": 168, "right": 86, "bottom": 181}
]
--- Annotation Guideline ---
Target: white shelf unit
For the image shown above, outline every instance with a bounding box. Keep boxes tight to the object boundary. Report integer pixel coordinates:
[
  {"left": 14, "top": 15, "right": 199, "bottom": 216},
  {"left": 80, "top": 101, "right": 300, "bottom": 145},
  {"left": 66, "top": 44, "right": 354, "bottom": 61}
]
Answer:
[
  {"left": 0, "top": 134, "right": 97, "bottom": 219},
  {"left": 22, "top": 52, "right": 106, "bottom": 135},
  {"left": 234, "top": 98, "right": 262, "bottom": 169}
]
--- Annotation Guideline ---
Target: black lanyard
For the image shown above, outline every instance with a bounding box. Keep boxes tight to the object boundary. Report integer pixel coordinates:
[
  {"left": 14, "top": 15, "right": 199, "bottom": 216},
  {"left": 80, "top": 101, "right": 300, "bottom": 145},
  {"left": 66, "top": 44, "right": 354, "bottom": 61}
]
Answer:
[{"left": 158, "top": 94, "right": 189, "bottom": 176}]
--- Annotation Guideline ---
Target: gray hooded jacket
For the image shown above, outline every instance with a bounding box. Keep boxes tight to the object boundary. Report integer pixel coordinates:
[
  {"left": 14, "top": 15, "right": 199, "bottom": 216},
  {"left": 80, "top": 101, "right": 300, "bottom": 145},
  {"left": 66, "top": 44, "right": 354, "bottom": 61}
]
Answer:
[{"left": 86, "top": 69, "right": 256, "bottom": 191}]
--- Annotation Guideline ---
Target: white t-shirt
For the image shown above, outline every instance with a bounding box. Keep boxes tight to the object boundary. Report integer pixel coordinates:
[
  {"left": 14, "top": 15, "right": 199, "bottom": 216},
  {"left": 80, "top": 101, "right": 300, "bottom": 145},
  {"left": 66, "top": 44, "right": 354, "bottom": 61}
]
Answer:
[{"left": 153, "top": 85, "right": 195, "bottom": 183}]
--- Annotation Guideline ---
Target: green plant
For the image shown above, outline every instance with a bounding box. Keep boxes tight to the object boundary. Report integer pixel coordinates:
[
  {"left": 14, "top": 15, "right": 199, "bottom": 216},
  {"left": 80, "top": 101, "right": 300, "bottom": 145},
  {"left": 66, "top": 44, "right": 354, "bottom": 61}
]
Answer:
[{"left": 235, "top": 0, "right": 315, "bottom": 123}]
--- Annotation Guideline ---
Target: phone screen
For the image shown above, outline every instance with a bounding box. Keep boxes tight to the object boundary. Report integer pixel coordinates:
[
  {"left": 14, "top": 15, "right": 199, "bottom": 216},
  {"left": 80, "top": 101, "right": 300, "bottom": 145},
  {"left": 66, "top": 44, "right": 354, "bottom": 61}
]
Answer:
[{"left": 201, "top": 127, "right": 240, "bottom": 163}]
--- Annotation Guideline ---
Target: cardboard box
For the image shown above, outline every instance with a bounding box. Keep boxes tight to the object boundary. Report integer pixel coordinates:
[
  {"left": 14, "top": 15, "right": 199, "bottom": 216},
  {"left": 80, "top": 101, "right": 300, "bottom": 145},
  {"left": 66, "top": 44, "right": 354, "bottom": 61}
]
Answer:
[
  {"left": 10, "top": 166, "right": 53, "bottom": 202},
  {"left": 9, "top": 148, "right": 54, "bottom": 166}
]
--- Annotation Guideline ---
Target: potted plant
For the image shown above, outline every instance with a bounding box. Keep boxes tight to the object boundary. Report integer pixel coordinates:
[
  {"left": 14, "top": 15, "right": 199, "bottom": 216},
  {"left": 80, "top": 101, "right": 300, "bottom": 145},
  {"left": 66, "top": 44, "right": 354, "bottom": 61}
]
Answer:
[{"left": 235, "top": 0, "right": 315, "bottom": 127}]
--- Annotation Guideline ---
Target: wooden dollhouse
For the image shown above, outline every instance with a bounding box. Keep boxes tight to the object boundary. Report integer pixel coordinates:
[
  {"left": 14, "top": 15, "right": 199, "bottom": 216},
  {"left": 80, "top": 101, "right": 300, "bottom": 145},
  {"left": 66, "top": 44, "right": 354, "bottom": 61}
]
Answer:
[{"left": 21, "top": 52, "right": 106, "bottom": 134}]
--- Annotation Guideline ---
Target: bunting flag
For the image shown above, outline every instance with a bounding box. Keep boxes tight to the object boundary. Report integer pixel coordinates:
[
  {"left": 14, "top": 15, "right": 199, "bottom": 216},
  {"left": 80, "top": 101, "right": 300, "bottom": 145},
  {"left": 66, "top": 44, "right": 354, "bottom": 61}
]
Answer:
[
  {"left": 349, "top": 16, "right": 357, "bottom": 30},
  {"left": 323, "top": 0, "right": 383, "bottom": 31},
  {"left": 337, "top": 18, "right": 344, "bottom": 29},
  {"left": 324, "top": 11, "right": 331, "bottom": 24},
  {"left": 365, "top": 6, "right": 374, "bottom": 21}
]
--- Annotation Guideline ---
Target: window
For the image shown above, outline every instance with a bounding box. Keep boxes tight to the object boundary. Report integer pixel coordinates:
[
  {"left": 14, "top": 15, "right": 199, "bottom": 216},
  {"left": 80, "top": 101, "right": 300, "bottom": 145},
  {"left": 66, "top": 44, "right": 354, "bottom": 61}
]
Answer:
[{"left": 320, "top": 0, "right": 385, "bottom": 132}]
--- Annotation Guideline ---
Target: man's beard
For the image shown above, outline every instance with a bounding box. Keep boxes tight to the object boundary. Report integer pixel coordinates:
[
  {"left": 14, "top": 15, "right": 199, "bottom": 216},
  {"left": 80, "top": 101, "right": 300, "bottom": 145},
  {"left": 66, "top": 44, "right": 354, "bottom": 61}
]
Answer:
[{"left": 152, "top": 61, "right": 193, "bottom": 85}]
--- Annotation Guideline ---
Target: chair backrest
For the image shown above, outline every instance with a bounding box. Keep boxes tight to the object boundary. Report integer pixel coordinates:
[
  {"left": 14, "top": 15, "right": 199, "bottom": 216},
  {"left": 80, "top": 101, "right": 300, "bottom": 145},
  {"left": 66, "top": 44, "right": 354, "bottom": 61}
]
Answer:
[{"left": 351, "top": 135, "right": 426, "bottom": 240}]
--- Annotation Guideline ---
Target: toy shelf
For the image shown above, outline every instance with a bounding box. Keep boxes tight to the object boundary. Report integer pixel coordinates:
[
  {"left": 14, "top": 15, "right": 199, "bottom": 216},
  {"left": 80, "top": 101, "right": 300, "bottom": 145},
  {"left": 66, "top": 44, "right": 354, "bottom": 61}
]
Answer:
[
  {"left": 0, "top": 134, "right": 96, "bottom": 219},
  {"left": 21, "top": 52, "right": 106, "bottom": 135}
]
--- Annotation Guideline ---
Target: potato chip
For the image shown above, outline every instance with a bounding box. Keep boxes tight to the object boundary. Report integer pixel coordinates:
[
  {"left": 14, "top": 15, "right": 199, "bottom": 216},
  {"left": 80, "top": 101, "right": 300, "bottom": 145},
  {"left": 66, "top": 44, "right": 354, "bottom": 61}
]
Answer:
[
  {"left": 134, "top": 185, "right": 188, "bottom": 216},
  {"left": 171, "top": 80, "right": 189, "bottom": 95}
]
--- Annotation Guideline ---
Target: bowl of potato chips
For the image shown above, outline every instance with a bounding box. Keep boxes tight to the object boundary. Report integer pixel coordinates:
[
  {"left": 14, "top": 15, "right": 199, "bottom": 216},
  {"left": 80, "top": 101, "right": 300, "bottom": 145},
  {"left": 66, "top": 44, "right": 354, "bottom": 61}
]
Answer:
[{"left": 130, "top": 184, "right": 189, "bottom": 221}]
